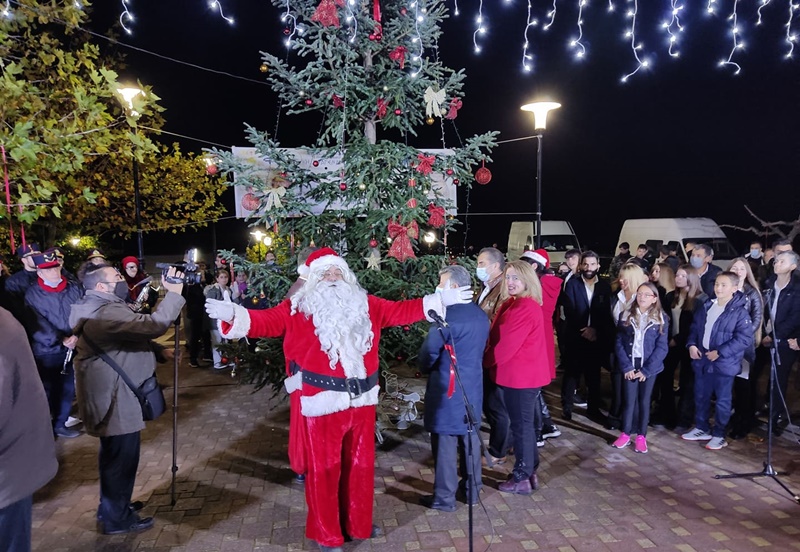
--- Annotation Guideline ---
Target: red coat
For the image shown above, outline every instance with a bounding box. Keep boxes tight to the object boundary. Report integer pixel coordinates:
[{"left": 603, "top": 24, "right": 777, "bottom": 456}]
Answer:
[
  {"left": 483, "top": 296, "right": 551, "bottom": 389},
  {"left": 540, "top": 274, "right": 561, "bottom": 379},
  {"left": 222, "top": 296, "right": 425, "bottom": 417}
]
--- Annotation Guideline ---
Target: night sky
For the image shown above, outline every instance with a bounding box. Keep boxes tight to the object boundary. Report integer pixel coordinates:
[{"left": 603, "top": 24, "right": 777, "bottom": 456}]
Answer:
[{"left": 87, "top": 1, "right": 799, "bottom": 258}]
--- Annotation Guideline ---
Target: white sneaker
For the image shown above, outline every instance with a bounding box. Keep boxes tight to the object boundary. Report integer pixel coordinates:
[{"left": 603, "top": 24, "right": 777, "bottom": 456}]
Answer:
[
  {"left": 681, "top": 428, "right": 713, "bottom": 441},
  {"left": 705, "top": 437, "right": 728, "bottom": 450},
  {"left": 65, "top": 416, "right": 82, "bottom": 428}
]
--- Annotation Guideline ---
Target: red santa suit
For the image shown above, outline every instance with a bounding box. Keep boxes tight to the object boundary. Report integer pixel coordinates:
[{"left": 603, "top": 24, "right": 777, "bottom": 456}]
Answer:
[{"left": 219, "top": 248, "right": 443, "bottom": 548}]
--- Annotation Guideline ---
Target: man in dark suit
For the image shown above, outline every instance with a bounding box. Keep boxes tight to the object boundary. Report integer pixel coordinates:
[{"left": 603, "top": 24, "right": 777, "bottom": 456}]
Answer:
[
  {"left": 418, "top": 265, "right": 490, "bottom": 512},
  {"left": 559, "top": 251, "right": 615, "bottom": 422}
]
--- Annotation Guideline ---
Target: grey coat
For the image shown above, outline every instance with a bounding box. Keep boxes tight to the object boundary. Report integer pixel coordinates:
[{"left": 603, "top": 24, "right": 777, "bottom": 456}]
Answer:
[{"left": 69, "top": 290, "right": 185, "bottom": 437}]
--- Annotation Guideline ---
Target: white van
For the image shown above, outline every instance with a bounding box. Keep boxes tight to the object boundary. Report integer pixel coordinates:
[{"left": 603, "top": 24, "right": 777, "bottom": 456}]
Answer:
[
  {"left": 617, "top": 218, "right": 738, "bottom": 269},
  {"left": 507, "top": 220, "right": 581, "bottom": 265}
]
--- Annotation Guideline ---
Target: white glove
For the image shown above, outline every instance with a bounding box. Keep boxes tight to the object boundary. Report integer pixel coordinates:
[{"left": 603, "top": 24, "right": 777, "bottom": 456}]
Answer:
[
  {"left": 206, "top": 295, "right": 235, "bottom": 323},
  {"left": 439, "top": 285, "right": 473, "bottom": 306}
]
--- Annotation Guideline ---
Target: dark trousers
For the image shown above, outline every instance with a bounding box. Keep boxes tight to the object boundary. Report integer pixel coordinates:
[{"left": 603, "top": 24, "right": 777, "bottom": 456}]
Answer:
[
  {"left": 622, "top": 373, "right": 657, "bottom": 436},
  {"left": 186, "top": 316, "right": 211, "bottom": 363},
  {"left": 534, "top": 391, "right": 553, "bottom": 436},
  {"left": 654, "top": 346, "right": 681, "bottom": 427},
  {"left": 731, "top": 374, "right": 757, "bottom": 433},
  {"left": 694, "top": 370, "right": 735, "bottom": 438},
  {"left": 0, "top": 495, "right": 32, "bottom": 552},
  {"left": 483, "top": 374, "right": 509, "bottom": 458},
  {"left": 35, "top": 351, "right": 74, "bottom": 428},
  {"left": 771, "top": 342, "right": 799, "bottom": 423},
  {"left": 98, "top": 432, "right": 141, "bottom": 528},
  {"left": 675, "top": 348, "right": 695, "bottom": 428},
  {"left": 608, "top": 369, "right": 623, "bottom": 426},
  {"left": 561, "top": 343, "right": 603, "bottom": 413},
  {"left": 431, "top": 432, "right": 482, "bottom": 506},
  {"left": 502, "top": 387, "right": 539, "bottom": 481}
]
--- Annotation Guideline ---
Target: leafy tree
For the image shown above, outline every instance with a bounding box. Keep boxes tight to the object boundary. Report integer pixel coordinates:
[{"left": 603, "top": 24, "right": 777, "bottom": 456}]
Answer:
[{"left": 212, "top": 0, "right": 496, "bottom": 391}]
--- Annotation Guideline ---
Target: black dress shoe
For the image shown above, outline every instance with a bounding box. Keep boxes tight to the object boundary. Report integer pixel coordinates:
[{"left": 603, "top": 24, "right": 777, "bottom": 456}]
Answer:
[
  {"left": 99, "top": 516, "right": 154, "bottom": 535},
  {"left": 54, "top": 425, "right": 81, "bottom": 439},
  {"left": 420, "top": 495, "right": 457, "bottom": 512},
  {"left": 562, "top": 411, "right": 572, "bottom": 421},
  {"left": 97, "top": 501, "right": 145, "bottom": 521}
]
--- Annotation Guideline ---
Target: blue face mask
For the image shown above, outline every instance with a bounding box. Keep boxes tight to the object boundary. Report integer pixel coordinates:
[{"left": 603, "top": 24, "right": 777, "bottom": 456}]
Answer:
[
  {"left": 689, "top": 256, "right": 704, "bottom": 269},
  {"left": 750, "top": 249, "right": 762, "bottom": 259},
  {"left": 476, "top": 267, "right": 490, "bottom": 282}
]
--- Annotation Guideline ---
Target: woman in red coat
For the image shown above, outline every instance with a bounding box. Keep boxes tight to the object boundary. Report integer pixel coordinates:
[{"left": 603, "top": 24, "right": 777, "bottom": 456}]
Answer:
[{"left": 484, "top": 260, "right": 551, "bottom": 495}]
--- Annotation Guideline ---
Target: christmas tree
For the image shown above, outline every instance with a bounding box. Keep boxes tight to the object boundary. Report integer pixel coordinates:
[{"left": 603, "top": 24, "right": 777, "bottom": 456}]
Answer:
[{"left": 211, "top": 0, "right": 496, "bottom": 391}]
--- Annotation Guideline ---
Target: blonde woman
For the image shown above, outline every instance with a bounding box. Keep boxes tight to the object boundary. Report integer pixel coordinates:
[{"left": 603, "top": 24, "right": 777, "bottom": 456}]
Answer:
[{"left": 483, "top": 261, "right": 550, "bottom": 495}]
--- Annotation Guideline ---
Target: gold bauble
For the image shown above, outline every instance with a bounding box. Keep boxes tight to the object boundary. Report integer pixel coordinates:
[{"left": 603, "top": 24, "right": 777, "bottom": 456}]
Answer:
[
  {"left": 425, "top": 116, "right": 435, "bottom": 125},
  {"left": 259, "top": 62, "right": 268, "bottom": 73}
]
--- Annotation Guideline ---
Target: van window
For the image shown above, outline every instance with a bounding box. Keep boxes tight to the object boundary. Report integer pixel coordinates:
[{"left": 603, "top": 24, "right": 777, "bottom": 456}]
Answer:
[
  {"left": 645, "top": 240, "right": 662, "bottom": 252},
  {"left": 539, "top": 235, "right": 580, "bottom": 252},
  {"left": 683, "top": 238, "right": 737, "bottom": 260}
]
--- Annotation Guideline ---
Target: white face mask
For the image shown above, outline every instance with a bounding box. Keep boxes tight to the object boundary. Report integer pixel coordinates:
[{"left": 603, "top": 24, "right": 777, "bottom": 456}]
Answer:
[
  {"left": 476, "top": 267, "right": 491, "bottom": 282},
  {"left": 435, "top": 286, "right": 445, "bottom": 293}
]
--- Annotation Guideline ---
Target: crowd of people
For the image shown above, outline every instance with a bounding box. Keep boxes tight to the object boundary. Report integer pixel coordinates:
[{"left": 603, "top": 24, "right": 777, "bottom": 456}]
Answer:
[{"left": 1, "top": 235, "right": 799, "bottom": 552}]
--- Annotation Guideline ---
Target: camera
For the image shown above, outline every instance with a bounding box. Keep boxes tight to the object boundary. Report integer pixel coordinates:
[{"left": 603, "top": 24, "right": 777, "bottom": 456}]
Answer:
[{"left": 155, "top": 248, "right": 204, "bottom": 285}]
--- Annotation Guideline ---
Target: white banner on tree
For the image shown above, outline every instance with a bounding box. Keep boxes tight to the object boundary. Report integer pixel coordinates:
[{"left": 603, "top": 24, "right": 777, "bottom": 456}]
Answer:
[{"left": 232, "top": 147, "right": 458, "bottom": 219}]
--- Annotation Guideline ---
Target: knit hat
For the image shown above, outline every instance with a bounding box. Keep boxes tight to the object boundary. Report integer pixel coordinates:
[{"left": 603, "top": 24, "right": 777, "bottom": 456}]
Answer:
[
  {"left": 86, "top": 249, "right": 106, "bottom": 261},
  {"left": 305, "top": 247, "right": 350, "bottom": 275},
  {"left": 122, "top": 256, "right": 139, "bottom": 268},
  {"left": 521, "top": 249, "right": 549, "bottom": 269},
  {"left": 32, "top": 250, "right": 60, "bottom": 269},
  {"left": 16, "top": 243, "right": 41, "bottom": 259}
]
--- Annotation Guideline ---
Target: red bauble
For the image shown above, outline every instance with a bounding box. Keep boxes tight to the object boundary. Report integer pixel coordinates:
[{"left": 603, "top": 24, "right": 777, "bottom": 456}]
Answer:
[
  {"left": 453, "top": 178, "right": 460, "bottom": 185},
  {"left": 283, "top": 28, "right": 291, "bottom": 35},
  {"left": 369, "top": 33, "right": 376, "bottom": 40},
  {"left": 414, "top": 371, "right": 422, "bottom": 378},
  {"left": 312, "top": 160, "right": 320, "bottom": 167},
  {"left": 445, "top": 168, "right": 454, "bottom": 176},
  {"left": 206, "top": 164, "right": 218, "bottom": 176},
  {"left": 221, "top": 356, "right": 229, "bottom": 364},
  {"left": 408, "top": 178, "right": 416, "bottom": 187},
  {"left": 339, "top": 183, "right": 347, "bottom": 191},
  {"left": 403, "top": 325, "right": 410, "bottom": 332},
  {"left": 475, "top": 161, "right": 492, "bottom": 185},
  {"left": 406, "top": 198, "right": 418, "bottom": 208},
  {"left": 394, "top": 108, "right": 402, "bottom": 115},
  {"left": 241, "top": 192, "right": 260, "bottom": 211},
  {"left": 369, "top": 239, "right": 378, "bottom": 248},
  {"left": 305, "top": 98, "right": 313, "bottom": 106},
  {"left": 400, "top": 7, "right": 407, "bottom": 15}
]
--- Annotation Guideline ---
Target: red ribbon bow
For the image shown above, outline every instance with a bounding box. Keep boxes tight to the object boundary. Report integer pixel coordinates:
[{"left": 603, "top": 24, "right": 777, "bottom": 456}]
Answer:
[
  {"left": 332, "top": 93, "right": 344, "bottom": 108},
  {"left": 389, "top": 46, "right": 408, "bottom": 69},
  {"left": 415, "top": 153, "right": 435, "bottom": 175},
  {"left": 377, "top": 97, "right": 388, "bottom": 119},
  {"left": 445, "top": 97, "right": 463, "bottom": 120},
  {"left": 427, "top": 204, "right": 445, "bottom": 228},
  {"left": 387, "top": 219, "right": 419, "bottom": 262},
  {"left": 311, "top": 0, "right": 345, "bottom": 28},
  {"left": 2, "top": 145, "right": 24, "bottom": 252}
]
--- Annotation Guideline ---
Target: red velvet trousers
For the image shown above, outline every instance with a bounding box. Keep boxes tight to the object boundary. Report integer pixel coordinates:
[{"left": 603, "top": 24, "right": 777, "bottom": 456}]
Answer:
[
  {"left": 288, "top": 392, "right": 306, "bottom": 475},
  {"left": 303, "top": 405, "right": 375, "bottom": 547}
]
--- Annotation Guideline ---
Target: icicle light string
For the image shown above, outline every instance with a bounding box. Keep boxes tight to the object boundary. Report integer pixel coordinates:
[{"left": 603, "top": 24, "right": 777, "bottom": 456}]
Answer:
[
  {"left": 410, "top": 1, "right": 424, "bottom": 77},
  {"left": 571, "top": 0, "right": 588, "bottom": 59},
  {"left": 281, "top": 0, "right": 298, "bottom": 48},
  {"left": 608, "top": 0, "right": 615, "bottom": 12},
  {"left": 621, "top": 0, "right": 649, "bottom": 83},
  {"left": 472, "top": 0, "right": 486, "bottom": 53},
  {"left": 345, "top": 0, "right": 358, "bottom": 44},
  {"left": 544, "top": 0, "right": 558, "bottom": 30},
  {"left": 120, "top": 0, "right": 133, "bottom": 34},
  {"left": 663, "top": 0, "right": 684, "bottom": 58},
  {"left": 521, "top": 0, "right": 538, "bottom": 72},
  {"left": 757, "top": 0, "right": 773, "bottom": 25},
  {"left": 707, "top": 0, "right": 717, "bottom": 15},
  {"left": 718, "top": 0, "right": 742, "bottom": 74},
  {"left": 785, "top": 1, "right": 799, "bottom": 59},
  {"left": 209, "top": 0, "right": 234, "bottom": 25}
]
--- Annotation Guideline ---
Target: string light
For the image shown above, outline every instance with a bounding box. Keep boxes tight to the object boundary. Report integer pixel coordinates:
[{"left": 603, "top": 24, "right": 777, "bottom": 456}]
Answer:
[
  {"left": 706, "top": 0, "right": 717, "bottom": 16},
  {"left": 521, "top": 0, "right": 538, "bottom": 72},
  {"left": 786, "top": 2, "right": 799, "bottom": 59},
  {"left": 756, "top": 0, "right": 772, "bottom": 25},
  {"left": 208, "top": 1, "right": 234, "bottom": 25},
  {"left": 544, "top": 0, "right": 558, "bottom": 30},
  {"left": 607, "top": 0, "right": 615, "bottom": 12},
  {"left": 120, "top": 0, "right": 134, "bottom": 34},
  {"left": 344, "top": 0, "right": 357, "bottom": 43},
  {"left": 718, "top": 0, "right": 742, "bottom": 74},
  {"left": 621, "top": 0, "right": 649, "bottom": 82},
  {"left": 662, "top": 0, "right": 684, "bottom": 58},
  {"left": 410, "top": 1, "right": 424, "bottom": 77},
  {"left": 453, "top": 0, "right": 459, "bottom": 17},
  {"left": 570, "top": 0, "right": 588, "bottom": 59},
  {"left": 473, "top": 0, "right": 486, "bottom": 53}
]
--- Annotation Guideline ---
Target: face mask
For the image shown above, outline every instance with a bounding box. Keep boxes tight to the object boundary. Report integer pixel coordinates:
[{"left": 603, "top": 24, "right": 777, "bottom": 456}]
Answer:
[
  {"left": 750, "top": 250, "right": 762, "bottom": 259},
  {"left": 113, "top": 281, "right": 129, "bottom": 301},
  {"left": 266, "top": 260, "right": 275, "bottom": 266},
  {"left": 476, "top": 267, "right": 490, "bottom": 282},
  {"left": 42, "top": 278, "right": 62, "bottom": 288},
  {"left": 435, "top": 286, "right": 445, "bottom": 293},
  {"left": 690, "top": 256, "right": 704, "bottom": 269},
  {"left": 582, "top": 270, "right": 597, "bottom": 280}
]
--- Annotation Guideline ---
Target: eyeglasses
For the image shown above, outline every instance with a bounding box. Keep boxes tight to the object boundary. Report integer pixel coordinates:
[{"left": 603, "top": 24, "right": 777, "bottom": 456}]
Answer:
[
  {"left": 321, "top": 268, "right": 344, "bottom": 279},
  {"left": 125, "top": 264, "right": 137, "bottom": 270}
]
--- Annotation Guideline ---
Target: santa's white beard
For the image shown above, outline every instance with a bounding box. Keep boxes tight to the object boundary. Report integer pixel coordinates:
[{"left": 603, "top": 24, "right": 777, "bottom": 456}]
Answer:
[{"left": 293, "top": 279, "right": 374, "bottom": 378}]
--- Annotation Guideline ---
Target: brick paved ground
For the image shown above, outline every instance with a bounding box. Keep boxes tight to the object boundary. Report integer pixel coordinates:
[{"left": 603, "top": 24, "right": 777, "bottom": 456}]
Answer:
[{"left": 32, "top": 328, "right": 800, "bottom": 552}]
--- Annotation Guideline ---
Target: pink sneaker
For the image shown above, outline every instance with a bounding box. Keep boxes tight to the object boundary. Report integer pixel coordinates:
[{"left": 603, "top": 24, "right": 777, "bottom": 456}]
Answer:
[
  {"left": 634, "top": 435, "right": 648, "bottom": 454},
  {"left": 612, "top": 433, "right": 631, "bottom": 449}
]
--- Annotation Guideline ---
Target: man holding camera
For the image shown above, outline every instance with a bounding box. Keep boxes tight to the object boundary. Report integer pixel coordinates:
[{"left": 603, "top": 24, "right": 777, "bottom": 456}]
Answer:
[{"left": 69, "top": 265, "right": 185, "bottom": 535}]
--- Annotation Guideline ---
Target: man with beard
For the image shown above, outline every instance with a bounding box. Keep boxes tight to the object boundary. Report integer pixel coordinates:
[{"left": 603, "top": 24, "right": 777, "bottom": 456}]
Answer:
[{"left": 206, "top": 248, "right": 471, "bottom": 552}]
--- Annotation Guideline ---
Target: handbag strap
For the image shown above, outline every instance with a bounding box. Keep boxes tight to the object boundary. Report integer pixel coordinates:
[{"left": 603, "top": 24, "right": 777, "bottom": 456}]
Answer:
[{"left": 82, "top": 333, "right": 145, "bottom": 402}]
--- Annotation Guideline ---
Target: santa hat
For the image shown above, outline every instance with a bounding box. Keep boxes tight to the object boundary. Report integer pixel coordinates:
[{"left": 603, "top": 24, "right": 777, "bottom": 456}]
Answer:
[
  {"left": 122, "top": 256, "right": 139, "bottom": 268},
  {"left": 306, "top": 247, "right": 350, "bottom": 275},
  {"left": 521, "top": 249, "right": 549, "bottom": 268}
]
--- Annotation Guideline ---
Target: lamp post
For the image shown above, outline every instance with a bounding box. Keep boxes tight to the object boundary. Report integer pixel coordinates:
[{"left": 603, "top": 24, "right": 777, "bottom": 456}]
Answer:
[
  {"left": 520, "top": 101, "right": 561, "bottom": 249},
  {"left": 118, "top": 86, "right": 145, "bottom": 268}
]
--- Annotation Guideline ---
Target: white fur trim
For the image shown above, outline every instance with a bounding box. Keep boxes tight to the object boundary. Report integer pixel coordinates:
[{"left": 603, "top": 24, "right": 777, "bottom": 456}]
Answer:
[
  {"left": 422, "top": 293, "right": 445, "bottom": 323},
  {"left": 218, "top": 303, "right": 251, "bottom": 340},
  {"left": 308, "top": 255, "right": 351, "bottom": 276},
  {"left": 297, "top": 265, "right": 309, "bottom": 277},
  {"left": 300, "top": 385, "right": 379, "bottom": 417},
  {"left": 284, "top": 371, "right": 302, "bottom": 394}
]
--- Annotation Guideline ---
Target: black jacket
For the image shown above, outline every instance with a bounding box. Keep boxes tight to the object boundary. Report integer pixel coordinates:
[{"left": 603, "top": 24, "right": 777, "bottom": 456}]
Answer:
[
  {"left": 3, "top": 269, "right": 38, "bottom": 324},
  {"left": 24, "top": 278, "right": 84, "bottom": 357},
  {"left": 699, "top": 264, "right": 722, "bottom": 299},
  {"left": 560, "top": 275, "right": 615, "bottom": 352},
  {"left": 762, "top": 273, "right": 800, "bottom": 343}
]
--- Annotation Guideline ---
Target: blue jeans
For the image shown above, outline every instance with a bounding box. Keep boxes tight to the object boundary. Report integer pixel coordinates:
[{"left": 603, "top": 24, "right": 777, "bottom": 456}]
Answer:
[
  {"left": 694, "top": 368, "right": 735, "bottom": 438},
  {"left": 0, "top": 495, "right": 32, "bottom": 552},
  {"left": 622, "top": 376, "right": 657, "bottom": 436}
]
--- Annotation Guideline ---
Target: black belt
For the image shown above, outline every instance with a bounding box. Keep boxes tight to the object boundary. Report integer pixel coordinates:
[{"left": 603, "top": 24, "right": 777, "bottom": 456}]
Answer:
[{"left": 302, "top": 370, "right": 379, "bottom": 400}]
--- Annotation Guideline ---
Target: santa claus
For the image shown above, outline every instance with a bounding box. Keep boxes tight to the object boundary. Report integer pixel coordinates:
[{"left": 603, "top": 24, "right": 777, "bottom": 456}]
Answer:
[{"left": 206, "top": 247, "right": 472, "bottom": 552}]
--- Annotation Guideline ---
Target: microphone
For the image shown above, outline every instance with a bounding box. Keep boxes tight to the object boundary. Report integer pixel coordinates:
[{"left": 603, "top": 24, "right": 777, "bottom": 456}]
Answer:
[{"left": 428, "top": 309, "right": 449, "bottom": 328}]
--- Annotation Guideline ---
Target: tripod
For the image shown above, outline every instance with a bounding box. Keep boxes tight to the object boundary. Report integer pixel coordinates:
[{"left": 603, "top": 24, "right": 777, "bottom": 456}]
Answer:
[{"left": 715, "top": 343, "right": 800, "bottom": 504}]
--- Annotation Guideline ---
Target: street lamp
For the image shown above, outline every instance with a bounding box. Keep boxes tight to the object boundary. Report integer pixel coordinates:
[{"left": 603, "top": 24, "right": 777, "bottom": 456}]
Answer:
[
  {"left": 117, "top": 86, "right": 145, "bottom": 268},
  {"left": 251, "top": 229, "right": 265, "bottom": 243},
  {"left": 520, "top": 101, "right": 561, "bottom": 249}
]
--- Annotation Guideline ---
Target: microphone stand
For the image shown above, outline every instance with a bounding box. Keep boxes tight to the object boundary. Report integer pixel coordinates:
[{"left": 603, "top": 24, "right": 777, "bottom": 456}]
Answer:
[
  {"left": 432, "top": 321, "right": 481, "bottom": 552},
  {"left": 171, "top": 316, "right": 180, "bottom": 506},
  {"left": 714, "top": 327, "right": 799, "bottom": 504}
]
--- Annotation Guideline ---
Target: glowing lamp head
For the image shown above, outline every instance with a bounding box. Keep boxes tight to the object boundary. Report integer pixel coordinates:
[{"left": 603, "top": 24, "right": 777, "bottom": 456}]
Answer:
[
  {"left": 118, "top": 86, "right": 143, "bottom": 116},
  {"left": 520, "top": 101, "right": 561, "bottom": 132}
]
